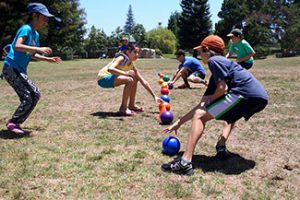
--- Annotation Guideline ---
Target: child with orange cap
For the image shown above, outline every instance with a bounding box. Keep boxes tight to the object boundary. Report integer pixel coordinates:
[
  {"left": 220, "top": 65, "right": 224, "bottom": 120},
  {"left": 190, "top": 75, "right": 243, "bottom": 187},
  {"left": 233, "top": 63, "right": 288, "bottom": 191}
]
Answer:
[{"left": 161, "top": 35, "right": 268, "bottom": 176}]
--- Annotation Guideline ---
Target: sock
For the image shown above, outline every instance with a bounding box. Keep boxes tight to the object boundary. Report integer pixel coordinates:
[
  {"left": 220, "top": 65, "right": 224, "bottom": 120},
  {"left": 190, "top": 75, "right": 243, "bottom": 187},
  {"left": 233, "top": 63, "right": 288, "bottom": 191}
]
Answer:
[{"left": 180, "top": 158, "right": 190, "bottom": 166}]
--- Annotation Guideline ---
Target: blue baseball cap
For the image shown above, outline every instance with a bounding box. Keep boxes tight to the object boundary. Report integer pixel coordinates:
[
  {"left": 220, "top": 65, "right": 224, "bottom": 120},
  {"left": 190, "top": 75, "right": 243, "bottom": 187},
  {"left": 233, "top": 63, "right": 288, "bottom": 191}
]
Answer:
[{"left": 27, "top": 3, "right": 61, "bottom": 22}]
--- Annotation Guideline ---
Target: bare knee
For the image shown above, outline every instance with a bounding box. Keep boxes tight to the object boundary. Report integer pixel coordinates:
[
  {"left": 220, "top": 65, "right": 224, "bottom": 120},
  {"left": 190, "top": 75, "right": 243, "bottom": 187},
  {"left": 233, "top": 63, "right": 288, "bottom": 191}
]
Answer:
[{"left": 193, "top": 109, "right": 206, "bottom": 119}]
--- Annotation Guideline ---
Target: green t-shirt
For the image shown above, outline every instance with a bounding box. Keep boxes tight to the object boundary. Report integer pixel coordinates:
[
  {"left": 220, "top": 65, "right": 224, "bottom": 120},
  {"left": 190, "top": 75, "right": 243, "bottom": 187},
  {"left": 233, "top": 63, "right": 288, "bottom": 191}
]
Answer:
[{"left": 229, "top": 39, "right": 255, "bottom": 63}]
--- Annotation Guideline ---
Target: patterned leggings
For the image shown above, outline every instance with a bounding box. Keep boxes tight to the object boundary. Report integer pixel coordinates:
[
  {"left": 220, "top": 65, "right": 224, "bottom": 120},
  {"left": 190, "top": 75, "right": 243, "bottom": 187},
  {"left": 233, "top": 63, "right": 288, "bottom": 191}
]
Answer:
[{"left": 2, "top": 64, "right": 40, "bottom": 124}]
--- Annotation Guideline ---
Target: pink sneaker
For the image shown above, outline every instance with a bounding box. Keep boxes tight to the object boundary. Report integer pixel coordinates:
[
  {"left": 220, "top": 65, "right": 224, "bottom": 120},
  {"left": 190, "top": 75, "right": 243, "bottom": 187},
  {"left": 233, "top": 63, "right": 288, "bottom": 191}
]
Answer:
[{"left": 6, "top": 121, "right": 25, "bottom": 135}]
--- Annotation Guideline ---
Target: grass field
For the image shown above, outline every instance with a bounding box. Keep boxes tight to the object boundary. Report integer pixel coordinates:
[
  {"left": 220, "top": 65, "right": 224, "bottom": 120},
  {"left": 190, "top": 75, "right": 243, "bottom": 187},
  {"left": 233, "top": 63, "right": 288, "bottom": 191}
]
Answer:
[{"left": 0, "top": 56, "right": 299, "bottom": 200}]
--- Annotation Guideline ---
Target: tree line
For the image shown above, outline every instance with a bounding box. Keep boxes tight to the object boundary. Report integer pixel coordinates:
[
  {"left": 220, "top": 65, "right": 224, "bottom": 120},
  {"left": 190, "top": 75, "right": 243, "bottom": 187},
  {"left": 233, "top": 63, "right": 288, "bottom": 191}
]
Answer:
[{"left": 1, "top": 0, "right": 299, "bottom": 59}]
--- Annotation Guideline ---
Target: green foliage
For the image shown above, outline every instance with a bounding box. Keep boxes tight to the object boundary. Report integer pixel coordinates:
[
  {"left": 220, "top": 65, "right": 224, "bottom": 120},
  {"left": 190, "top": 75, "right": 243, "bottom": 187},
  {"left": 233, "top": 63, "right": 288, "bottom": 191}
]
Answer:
[
  {"left": 214, "top": 0, "right": 299, "bottom": 55},
  {"left": 167, "top": 11, "right": 180, "bottom": 38},
  {"left": 46, "top": 0, "right": 87, "bottom": 56},
  {"left": 214, "top": 0, "right": 248, "bottom": 41},
  {"left": 131, "top": 24, "right": 146, "bottom": 47},
  {"left": 0, "top": 0, "right": 87, "bottom": 59},
  {"left": 278, "top": 3, "right": 300, "bottom": 53},
  {"left": 0, "top": 0, "right": 30, "bottom": 50},
  {"left": 84, "top": 26, "right": 107, "bottom": 58},
  {"left": 146, "top": 28, "right": 176, "bottom": 54},
  {"left": 155, "top": 48, "right": 162, "bottom": 56},
  {"left": 254, "top": 46, "right": 270, "bottom": 59},
  {"left": 177, "top": 0, "right": 212, "bottom": 49}
]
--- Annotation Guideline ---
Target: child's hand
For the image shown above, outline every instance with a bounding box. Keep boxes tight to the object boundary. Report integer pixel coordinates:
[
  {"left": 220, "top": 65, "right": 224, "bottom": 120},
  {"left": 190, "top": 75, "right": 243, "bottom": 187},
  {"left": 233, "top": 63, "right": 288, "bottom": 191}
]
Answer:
[
  {"left": 162, "top": 120, "right": 180, "bottom": 135},
  {"left": 38, "top": 47, "right": 52, "bottom": 55},
  {"left": 155, "top": 96, "right": 163, "bottom": 104},
  {"left": 126, "top": 70, "right": 136, "bottom": 77},
  {"left": 48, "top": 57, "right": 61, "bottom": 63}
]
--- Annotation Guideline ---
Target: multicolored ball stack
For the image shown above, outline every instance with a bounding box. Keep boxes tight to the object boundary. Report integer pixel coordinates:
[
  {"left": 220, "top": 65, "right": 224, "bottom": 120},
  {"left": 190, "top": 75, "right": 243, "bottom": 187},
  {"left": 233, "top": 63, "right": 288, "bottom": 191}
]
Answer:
[{"left": 158, "top": 73, "right": 174, "bottom": 125}]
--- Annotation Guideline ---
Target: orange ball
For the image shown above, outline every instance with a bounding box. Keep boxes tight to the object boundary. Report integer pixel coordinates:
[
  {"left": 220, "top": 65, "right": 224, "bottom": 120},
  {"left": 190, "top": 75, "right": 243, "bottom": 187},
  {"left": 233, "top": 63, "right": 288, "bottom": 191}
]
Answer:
[
  {"left": 158, "top": 79, "right": 164, "bottom": 85},
  {"left": 161, "top": 82, "right": 168, "bottom": 88},
  {"left": 160, "top": 106, "right": 167, "bottom": 114},
  {"left": 159, "top": 102, "right": 171, "bottom": 111}
]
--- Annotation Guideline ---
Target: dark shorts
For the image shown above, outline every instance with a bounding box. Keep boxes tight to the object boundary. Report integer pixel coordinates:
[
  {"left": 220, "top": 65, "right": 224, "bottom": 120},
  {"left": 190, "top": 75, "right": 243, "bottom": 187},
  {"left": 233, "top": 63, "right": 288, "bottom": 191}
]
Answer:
[
  {"left": 187, "top": 70, "right": 206, "bottom": 79},
  {"left": 239, "top": 61, "right": 253, "bottom": 70},
  {"left": 206, "top": 93, "right": 268, "bottom": 123}
]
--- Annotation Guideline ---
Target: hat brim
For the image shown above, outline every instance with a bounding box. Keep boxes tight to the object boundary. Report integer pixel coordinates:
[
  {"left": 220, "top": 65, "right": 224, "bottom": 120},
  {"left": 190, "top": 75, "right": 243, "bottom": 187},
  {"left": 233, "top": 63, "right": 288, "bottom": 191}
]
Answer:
[
  {"left": 39, "top": 11, "right": 54, "bottom": 18},
  {"left": 193, "top": 45, "right": 202, "bottom": 50},
  {"left": 226, "top": 33, "right": 234, "bottom": 37}
]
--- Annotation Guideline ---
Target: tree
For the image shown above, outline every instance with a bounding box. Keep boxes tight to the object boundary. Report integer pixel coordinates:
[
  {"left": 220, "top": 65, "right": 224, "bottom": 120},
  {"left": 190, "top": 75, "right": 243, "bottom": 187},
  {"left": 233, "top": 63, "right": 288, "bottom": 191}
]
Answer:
[
  {"left": 214, "top": 0, "right": 248, "bottom": 41},
  {"left": 146, "top": 28, "right": 176, "bottom": 54},
  {"left": 46, "top": 0, "right": 86, "bottom": 59},
  {"left": 84, "top": 26, "right": 107, "bottom": 58},
  {"left": 124, "top": 4, "right": 135, "bottom": 35},
  {"left": 167, "top": 11, "right": 181, "bottom": 40},
  {"left": 0, "top": 0, "right": 87, "bottom": 60},
  {"left": 0, "top": 0, "right": 29, "bottom": 53},
  {"left": 214, "top": 0, "right": 273, "bottom": 56},
  {"left": 177, "top": 0, "right": 212, "bottom": 50},
  {"left": 275, "top": 1, "right": 300, "bottom": 54},
  {"left": 131, "top": 24, "right": 146, "bottom": 47}
]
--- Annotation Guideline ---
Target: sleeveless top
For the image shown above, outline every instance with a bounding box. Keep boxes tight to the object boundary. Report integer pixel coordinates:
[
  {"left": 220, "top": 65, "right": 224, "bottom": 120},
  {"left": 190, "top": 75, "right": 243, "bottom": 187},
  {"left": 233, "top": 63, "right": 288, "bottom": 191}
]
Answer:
[{"left": 98, "top": 53, "right": 133, "bottom": 80}]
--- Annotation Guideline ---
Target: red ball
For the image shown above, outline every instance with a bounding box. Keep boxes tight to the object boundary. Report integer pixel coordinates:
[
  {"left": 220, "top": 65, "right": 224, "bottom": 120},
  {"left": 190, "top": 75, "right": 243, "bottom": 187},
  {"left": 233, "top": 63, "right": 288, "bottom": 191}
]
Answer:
[{"left": 161, "top": 88, "right": 169, "bottom": 95}]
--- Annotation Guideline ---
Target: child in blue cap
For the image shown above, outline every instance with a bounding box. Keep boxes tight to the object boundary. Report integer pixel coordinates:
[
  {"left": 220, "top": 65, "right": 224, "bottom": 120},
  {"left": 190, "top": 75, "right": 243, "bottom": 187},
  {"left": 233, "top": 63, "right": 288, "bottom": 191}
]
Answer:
[{"left": 1, "top": 3, "right": 61, "bottom": 135}]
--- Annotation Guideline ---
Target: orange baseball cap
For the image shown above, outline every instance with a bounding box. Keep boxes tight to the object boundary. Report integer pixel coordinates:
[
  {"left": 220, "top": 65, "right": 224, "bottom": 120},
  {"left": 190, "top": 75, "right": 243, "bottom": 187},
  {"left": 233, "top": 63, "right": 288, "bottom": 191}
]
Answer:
[{"left": 193, "top": 35, "right": 225, "bottom": 54}]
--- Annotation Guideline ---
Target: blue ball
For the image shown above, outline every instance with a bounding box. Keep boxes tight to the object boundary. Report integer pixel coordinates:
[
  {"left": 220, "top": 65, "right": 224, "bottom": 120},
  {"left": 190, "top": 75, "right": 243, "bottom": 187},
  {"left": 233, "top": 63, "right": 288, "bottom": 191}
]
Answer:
[
  {"left": 160, "top": 95, "right": 170, "bottom": 103},
  {"left": 162, "top": 136, "right": 180, "bottom": 156},
  {"left": 160, "top": 111, "right": 174, "bottom": 124}
]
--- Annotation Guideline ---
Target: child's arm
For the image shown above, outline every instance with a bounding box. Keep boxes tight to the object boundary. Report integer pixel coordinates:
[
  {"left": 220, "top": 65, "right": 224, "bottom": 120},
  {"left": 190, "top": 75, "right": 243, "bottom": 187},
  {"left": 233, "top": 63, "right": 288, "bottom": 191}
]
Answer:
[
  {"left": 14, "top": 37, "right": 52, "bottom": 55},
  {"left": 133, "top": 66, "right": 161, "bottom": 104},
  {"left": 169, "top": 67, "right": 187, "bottom": 85},
  {"left": 32, "top": 54, "right": 61, "bottom": 63},
  {"left": 236, "top": 52, "right": 256, "bottom": 63},
  {"left": 108, "top": 57, "right": 133, "bottom": 76},
  {"left": 163, "top": 95, "right": 209, "bottom": 134},
  {"left": 210, "top": 80, "right": 228, "bottom": 101}
]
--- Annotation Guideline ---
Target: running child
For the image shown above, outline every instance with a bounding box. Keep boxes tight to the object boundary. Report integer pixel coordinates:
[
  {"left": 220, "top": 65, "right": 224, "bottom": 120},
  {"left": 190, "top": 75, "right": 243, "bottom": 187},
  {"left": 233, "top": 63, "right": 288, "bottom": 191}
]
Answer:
[{"left": 2, "top": 3, "right": 61, "bottom": 135}]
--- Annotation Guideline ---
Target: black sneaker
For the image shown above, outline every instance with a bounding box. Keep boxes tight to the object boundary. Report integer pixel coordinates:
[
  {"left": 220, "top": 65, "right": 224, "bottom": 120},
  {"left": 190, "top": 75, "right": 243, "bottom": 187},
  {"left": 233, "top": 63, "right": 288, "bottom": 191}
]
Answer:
[
  {"left": 161, "top": 159, "right": 194, "bottom": 176},
  {"left": 216, "top": 145, "right": 229, "bottom": 160},
  {"left": 200, "top": 79, "right": 207, "bottom": 85}
]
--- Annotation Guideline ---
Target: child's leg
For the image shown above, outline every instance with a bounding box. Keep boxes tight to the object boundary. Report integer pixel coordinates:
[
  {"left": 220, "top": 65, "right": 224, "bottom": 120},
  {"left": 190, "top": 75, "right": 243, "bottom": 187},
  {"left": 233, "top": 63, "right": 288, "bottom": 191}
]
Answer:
[
  {"left": 114, "top": 75, "right": 135, "bottom": 113},
  {"left": 187, "top": 72, "right": 207, "bottom": 85},
  {"left": 182, "top": 109, "right": 213, "bottom": 162},
  {"left": 128, "top": 73, "right": 142, "bottom": 110},
  {"left": 2, "top": 65, "right": 40, "bottom": 124},
  {"left": 178, "top": 70, "right": 191, "bottom": 89},
  {"left": 217, "top": 122, "right": 235, "bottom": 146}
]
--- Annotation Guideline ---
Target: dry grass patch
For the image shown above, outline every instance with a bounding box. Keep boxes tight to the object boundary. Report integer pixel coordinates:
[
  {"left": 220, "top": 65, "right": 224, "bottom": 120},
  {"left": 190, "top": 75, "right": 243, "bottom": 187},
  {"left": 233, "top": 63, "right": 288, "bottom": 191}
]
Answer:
[{"left": 0, "top": 56, "right": 299, "bottom": 199}]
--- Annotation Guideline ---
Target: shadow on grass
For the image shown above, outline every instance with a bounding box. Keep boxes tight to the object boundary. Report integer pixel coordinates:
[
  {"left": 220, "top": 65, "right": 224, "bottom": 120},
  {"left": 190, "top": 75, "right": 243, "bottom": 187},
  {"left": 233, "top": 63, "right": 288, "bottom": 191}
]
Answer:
[
  {"left": 191, "top": 152, "right": 256, "bottom": 175},
  {"left": 0, "top": 129, "right": 31, "bottom": 139},
  {"left": 90, "top": 111, "right": 125, "bottom": 120},
  {"left": 170, "top": 151, "right": 256, "bottom": 175}
]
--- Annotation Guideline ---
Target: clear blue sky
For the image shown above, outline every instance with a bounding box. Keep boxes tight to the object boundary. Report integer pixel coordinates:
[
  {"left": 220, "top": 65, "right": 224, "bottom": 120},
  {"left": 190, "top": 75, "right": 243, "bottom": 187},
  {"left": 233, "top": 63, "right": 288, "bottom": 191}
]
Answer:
[{"left": 79, "top": 0, "right": 222, "bottom": 35}]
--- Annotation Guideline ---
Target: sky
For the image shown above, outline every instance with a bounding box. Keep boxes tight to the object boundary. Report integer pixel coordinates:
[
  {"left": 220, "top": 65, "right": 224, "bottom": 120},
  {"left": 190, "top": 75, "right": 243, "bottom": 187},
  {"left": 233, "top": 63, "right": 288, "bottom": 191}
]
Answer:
[{"left": 79, "top": 0, "right": 223, "bottom": 35}]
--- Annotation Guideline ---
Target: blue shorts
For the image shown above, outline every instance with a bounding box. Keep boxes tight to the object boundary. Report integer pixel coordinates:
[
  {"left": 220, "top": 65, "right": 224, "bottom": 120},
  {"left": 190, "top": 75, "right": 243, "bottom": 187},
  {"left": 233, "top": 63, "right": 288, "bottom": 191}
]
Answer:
[
  {"left": 206, "top": 93, "right": 268, "bottom": 123},
  {"left": 98, "top": 75, "right": 116, "bottom": 88}
]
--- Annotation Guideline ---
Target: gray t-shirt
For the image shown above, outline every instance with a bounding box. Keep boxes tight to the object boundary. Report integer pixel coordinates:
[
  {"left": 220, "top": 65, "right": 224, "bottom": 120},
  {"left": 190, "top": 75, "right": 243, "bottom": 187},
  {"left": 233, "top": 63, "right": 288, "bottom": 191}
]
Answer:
[{"left": 204, "top": 56, "right": 268, "bottom": 100}]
